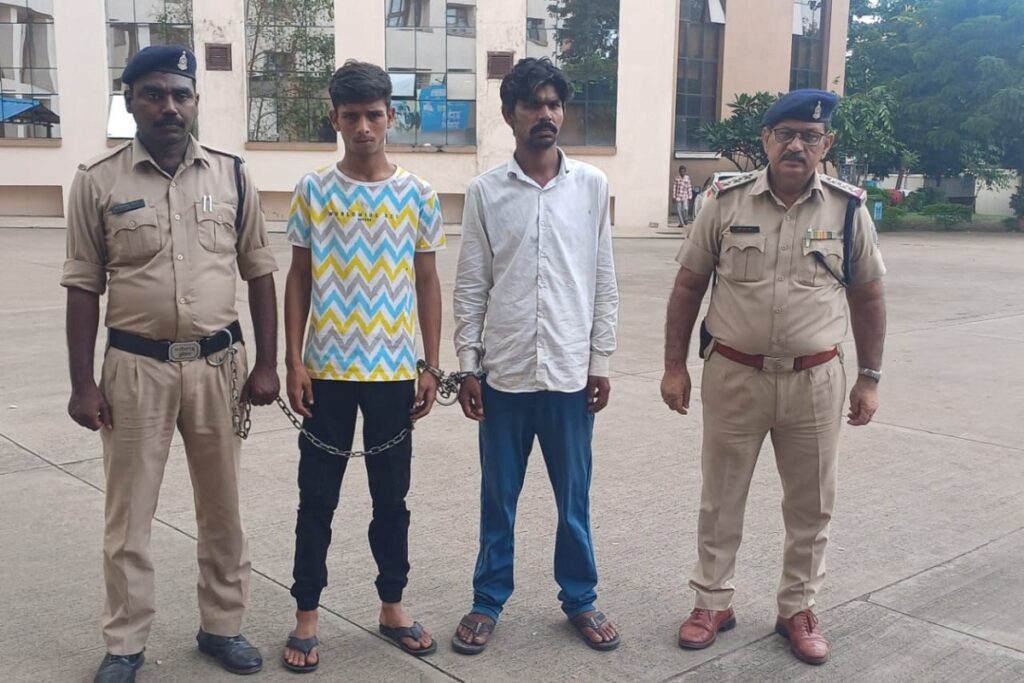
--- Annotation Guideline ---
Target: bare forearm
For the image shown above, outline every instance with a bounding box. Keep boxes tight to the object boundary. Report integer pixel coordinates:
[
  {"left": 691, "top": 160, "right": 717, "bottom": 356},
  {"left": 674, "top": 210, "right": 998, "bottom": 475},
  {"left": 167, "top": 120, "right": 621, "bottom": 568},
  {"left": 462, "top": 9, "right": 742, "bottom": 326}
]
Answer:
[
  {"left": 246, "top": 274, "right": 278, "bottom": 370},
  {"left": 847, "top": 280, "right": 886, "bottom": 369},
  {"left": 284, "top": 265, "right": 312, "bottom": 370},
  {"left": 416, "top": 273, "right": 442, "bottom": 367},
  {"left": 665, "top": 270, "right": 709, "bottom": 370},
  {"left": 66, "top": 288, "right": 101, "bottom": 390}
]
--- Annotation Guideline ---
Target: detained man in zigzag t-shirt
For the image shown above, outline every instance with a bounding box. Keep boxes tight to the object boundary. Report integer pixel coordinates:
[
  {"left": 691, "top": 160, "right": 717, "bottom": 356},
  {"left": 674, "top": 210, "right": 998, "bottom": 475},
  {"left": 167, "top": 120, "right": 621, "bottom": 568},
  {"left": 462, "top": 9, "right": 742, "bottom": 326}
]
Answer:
[{"left": 281, "top": 61, "right": 445, "bottom": 672}]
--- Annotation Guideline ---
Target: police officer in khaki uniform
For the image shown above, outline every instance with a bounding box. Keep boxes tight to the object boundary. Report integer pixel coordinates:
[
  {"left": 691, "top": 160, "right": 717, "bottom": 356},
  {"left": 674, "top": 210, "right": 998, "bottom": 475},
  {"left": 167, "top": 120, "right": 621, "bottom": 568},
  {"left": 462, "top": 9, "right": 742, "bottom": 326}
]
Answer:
[
  {"left": 61, "top": 46, "right": 280, "bottom": 683},
  {"left": 661, "top": 89, "right": 886, "bottom": 665}
]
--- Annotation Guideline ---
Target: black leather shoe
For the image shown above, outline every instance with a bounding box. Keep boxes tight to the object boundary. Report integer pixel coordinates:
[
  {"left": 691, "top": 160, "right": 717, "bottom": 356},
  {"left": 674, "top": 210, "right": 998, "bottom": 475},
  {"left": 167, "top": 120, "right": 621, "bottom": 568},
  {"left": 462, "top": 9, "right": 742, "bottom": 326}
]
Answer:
[
  {"left": 93, "top": 652, "right": 144, "bottom": 683},
  {"left": 196, "top": 630, "right": 263, "bottom": 675}
]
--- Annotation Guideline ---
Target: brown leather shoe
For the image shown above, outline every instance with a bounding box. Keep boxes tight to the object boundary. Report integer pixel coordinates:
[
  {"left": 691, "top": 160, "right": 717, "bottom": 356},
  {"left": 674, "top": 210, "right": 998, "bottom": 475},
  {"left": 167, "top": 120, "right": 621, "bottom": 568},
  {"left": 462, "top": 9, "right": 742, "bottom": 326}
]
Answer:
[
  {"left": 775, "top": 610, "right": 829, "bottom": 665},
  {"left": 678, "top": 608, "right": 736, "bottom": 649}
]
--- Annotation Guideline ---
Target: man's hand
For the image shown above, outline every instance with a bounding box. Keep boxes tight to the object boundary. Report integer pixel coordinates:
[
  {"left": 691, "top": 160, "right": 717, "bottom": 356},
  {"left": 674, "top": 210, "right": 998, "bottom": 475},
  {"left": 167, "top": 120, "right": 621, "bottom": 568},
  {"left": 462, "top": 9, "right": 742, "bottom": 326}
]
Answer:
[
  {"left": 458, "top": 375, "right": 485, "bottom": 421},
  {"left": 411, "top": 371, "right": 437, "bottom": 421},
  {"left": 287, "top": 364, "right": 315, "bottom": 418},
  {"left": 68, "top": 383, "right": 112, "bottom": 431},
  {"left": 586, "top": 375, "right": 611, "bottom": 414},
  {"left": 847, "top": 377, "right": 879, "bottom": 426},
  {"left": 661, "top": 367, "right": 692, "bottom": 415},
  {"left": 241, "top": 362, "right": 280, "bottom": 406}
]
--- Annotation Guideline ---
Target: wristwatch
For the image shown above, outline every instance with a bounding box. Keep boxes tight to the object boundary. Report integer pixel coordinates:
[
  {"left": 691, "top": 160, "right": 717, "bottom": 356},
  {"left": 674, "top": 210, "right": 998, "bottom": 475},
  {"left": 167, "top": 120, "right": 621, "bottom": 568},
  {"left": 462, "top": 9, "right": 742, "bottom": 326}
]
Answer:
[{"left": 858, "top": 367, "right": 882, "bottom": 383}]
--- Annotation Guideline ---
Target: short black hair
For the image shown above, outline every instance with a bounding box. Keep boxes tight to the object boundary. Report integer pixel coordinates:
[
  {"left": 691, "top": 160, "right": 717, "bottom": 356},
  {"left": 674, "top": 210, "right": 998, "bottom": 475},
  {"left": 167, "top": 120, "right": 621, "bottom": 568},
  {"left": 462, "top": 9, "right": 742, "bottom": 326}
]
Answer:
[
  {"left": 679, "top": 165, "right": 687, "bottom": 172},
  {"left": 329, "top": 60, "right": 392, "bottom": 108},
  {"left": 500, "top": 57, "right": 573, "bottom": 112}
]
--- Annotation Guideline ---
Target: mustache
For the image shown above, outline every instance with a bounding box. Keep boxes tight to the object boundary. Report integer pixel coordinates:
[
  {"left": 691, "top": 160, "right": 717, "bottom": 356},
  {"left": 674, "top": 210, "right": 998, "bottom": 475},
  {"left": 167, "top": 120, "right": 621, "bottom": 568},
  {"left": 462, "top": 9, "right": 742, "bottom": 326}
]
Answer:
[
  {"left": 530, "top": 121, "right": 558, "bottom": 135},
  {"left": 781, "top": 152, "right": 806, "bottom": 164},
  {"left": 156, "top": 117, "right": 186, "bottom": 129}
]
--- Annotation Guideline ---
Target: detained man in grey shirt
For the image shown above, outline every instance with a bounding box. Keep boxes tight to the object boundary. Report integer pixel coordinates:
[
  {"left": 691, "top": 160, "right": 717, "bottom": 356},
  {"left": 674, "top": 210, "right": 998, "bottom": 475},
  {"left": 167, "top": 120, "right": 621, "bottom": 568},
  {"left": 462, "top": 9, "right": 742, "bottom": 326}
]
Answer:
[{"left": 450, "top": 57, "right": 620, "bottom": 655}]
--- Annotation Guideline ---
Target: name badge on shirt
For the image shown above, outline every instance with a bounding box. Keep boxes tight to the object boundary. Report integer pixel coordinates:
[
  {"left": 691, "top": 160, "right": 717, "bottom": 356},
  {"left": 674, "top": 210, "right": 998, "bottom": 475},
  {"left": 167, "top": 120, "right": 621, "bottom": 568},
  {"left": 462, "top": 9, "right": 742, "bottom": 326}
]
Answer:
[
  {"left": 729, "top": 225, "right": 760, "bottom": 234},
  {"left": 109, "top": 199, "right": 146, "bottom": 215}
]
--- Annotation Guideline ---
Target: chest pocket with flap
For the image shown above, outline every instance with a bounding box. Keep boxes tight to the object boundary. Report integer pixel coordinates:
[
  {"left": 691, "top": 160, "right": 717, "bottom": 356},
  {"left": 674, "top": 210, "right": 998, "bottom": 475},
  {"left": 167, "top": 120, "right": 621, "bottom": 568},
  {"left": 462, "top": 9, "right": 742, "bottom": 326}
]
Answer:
[
  {"left": 195, "top": 201, "right": 238, "bottom": 254},
  {"left": 719, "top": 231, "right": 766, "bottom": 283},
  {"left": 107, "top": 206, "right": 163, "bottom": 264},
  {"left": 799, "top": 238, "right": 843, "bottom": 287}
]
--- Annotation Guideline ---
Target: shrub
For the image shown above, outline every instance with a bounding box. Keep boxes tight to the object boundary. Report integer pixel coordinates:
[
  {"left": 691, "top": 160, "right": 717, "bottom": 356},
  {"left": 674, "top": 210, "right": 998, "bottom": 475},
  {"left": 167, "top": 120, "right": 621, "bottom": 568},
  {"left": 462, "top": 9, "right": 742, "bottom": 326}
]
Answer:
[
  {"left": 920, "top": 203, "right": 973, "bottom": 229},
  {"left": 1003, "top": 217, "right": 1021, "bottom": 232},
  {"left": 903, "top": 186, "right": 946, "bottom": 213},
  {"left": 879, "top": 206, "right": 906, "bottom": 231},
  {"left": 1010, "top": 185, "right": 1024, "bottom": 219}
]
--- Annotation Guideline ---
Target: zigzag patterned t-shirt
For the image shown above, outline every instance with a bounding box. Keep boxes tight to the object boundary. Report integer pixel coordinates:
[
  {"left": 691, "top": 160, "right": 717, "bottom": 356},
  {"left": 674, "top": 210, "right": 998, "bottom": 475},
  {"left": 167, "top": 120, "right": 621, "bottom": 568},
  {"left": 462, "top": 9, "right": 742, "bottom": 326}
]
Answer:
[{"left": 287, "top": 165, "right": 445, "bottom": 381}]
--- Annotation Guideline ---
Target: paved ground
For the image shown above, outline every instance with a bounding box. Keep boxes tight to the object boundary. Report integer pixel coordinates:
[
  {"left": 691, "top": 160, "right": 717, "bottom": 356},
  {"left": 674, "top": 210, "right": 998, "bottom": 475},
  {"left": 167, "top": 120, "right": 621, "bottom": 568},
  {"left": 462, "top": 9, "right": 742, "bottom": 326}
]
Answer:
[{"left": 1, "top": 226, "right": 1022, "bottom": 682}]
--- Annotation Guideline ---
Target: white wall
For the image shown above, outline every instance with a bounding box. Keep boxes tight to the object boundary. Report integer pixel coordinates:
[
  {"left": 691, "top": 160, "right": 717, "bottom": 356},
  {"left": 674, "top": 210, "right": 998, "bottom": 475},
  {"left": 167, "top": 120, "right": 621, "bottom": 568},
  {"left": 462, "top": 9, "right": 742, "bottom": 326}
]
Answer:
[{"left": 0, "top": 0, "right": 845, "bottom": 229}]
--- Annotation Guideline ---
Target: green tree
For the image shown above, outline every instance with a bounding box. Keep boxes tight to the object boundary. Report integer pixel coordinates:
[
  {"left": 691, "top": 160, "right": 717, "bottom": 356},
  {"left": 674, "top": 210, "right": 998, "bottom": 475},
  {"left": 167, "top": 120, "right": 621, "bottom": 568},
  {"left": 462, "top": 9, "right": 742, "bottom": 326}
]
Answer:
[
  {"left": 828, "top": 86, "right": 916, "bottom": 185},
  {"left": 547, "top": 0, "right": 619, "bottom": 86},
  {"left": 245, "top": 0, "right": 335, "bottom": 143},
  {"left": 846, "top": 0, "right": 1024, "bottom": 183},
  {"left": 698, "top": 92, "right": 776, "bottom": 171}
]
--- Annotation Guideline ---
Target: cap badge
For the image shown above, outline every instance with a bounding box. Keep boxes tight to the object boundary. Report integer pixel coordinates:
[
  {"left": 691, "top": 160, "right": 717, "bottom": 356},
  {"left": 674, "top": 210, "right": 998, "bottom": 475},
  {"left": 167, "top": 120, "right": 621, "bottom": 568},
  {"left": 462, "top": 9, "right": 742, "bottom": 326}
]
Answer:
[
  {"left": 812, "top": 101, "right": 822, "bottom": 120},
  {"left": 177, "top": 51, "right": 188, "bottom": 71}
]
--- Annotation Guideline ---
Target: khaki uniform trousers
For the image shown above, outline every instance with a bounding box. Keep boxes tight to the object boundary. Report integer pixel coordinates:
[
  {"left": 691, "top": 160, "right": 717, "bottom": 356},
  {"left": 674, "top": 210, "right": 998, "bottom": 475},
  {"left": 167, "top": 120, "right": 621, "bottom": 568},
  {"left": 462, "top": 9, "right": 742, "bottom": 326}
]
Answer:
[
  {"left": 99, "top": 343, "right": 250, "bottom": 655},
  {"left": 690, "top": 351, "right": 845, "bottom": 618}
]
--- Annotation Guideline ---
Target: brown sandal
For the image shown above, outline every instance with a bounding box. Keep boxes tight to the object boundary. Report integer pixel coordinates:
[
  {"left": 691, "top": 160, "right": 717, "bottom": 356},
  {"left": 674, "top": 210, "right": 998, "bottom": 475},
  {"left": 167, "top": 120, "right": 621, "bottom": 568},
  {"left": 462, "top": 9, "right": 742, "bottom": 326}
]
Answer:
[
  {"left": 570, "top": 611, "right": 621, "bottom": 651},
  {"left": 451, "top": 613, "right": 495, "bottom": 655}
]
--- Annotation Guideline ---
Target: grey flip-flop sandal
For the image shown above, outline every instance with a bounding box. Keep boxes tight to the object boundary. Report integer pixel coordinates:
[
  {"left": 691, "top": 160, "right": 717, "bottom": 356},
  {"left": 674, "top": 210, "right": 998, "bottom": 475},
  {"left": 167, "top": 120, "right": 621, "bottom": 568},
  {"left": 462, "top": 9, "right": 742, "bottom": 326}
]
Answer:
[{"left": 283, "top": 632, "right": 320, "bottom": 674}]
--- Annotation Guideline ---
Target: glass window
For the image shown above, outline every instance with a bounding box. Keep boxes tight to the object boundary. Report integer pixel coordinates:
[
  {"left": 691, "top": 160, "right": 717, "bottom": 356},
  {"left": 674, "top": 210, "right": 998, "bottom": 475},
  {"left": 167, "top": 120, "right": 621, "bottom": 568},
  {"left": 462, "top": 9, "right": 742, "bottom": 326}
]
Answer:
[
  {"left": 791, "top": 0, "right": 825, "bottom": 90},
  {"left": 104, "top": 0, "right": 193, "bottom": 137},
  {"left": 385, "top": 0, "right": 476, "bottom": 146},
  {"left": 674, "top": 0, "right": 722, "bottom": 151},
  {"left": 524, "top": 0, "right": 620, "bottom": 147},
  {"left": 245, "top": 0, "right": 335, "bottom": 143},
  {"left": 0, "top": 0, "right": 60, "bottom": 139}
]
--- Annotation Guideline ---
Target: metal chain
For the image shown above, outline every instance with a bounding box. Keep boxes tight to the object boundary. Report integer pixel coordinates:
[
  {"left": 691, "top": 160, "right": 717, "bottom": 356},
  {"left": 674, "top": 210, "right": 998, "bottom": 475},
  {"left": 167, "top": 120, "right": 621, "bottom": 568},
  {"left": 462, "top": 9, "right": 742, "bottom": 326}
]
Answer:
[
  {"left": 226, "top": 356, "right": 474, "bottom": 459},
  {"left": 226, "top": 347, "right": 252, "bottom": 439},
  {"left": 272, "top": 396, "right": 411, "bottom": 459},
  {"left": 416, "top": 360, "right": 472, "bottom": 406}
]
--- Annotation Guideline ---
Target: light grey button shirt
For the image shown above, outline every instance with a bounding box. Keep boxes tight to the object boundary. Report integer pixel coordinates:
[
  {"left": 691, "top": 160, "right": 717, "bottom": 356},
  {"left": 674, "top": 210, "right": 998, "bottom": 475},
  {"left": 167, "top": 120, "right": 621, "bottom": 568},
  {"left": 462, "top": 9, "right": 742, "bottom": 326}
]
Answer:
[{"left": 453, "top": 151, "right": 619, "bottom": 393}]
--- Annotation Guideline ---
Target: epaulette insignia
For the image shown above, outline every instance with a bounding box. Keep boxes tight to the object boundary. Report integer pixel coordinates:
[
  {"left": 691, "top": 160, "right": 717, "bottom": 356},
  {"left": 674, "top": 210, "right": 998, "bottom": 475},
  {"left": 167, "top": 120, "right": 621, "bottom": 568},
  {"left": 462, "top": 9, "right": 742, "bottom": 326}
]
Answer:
[
  {"left": 201, "top": 143, "right": 242, "bottom": 162},
  {"left": 77, "top": 140, "right": 132, "bottom": 171},
  {"left": 712, "top": 172, "right": 757, "bottom": 197},
  {"left": 820, "top": 174, "right": 866, "bottom": 203}
]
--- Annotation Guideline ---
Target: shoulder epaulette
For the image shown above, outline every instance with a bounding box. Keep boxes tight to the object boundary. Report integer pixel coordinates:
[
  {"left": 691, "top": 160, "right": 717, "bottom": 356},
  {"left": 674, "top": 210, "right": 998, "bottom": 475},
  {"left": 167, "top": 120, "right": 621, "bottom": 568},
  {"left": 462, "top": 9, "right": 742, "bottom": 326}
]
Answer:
[
  {"left": 711, "top": 172, "right": 757, "bottom": 197},
  {"left": 820, "top": 174, "right": 866, "bottom": 203},
  {"left": 200, "top": 143, "right": 243, "bottom": 162},
  {"left": 77, "top": 140, "right": 132, "bottom": 171}
]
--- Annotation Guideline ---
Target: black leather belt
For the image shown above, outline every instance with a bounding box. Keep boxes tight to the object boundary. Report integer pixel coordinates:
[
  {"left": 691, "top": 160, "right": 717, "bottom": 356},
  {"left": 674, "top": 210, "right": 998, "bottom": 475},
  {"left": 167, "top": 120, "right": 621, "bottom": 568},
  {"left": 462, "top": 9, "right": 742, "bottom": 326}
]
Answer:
[{"left": 108, "top": 321, "right": 243, "bottom": 362}]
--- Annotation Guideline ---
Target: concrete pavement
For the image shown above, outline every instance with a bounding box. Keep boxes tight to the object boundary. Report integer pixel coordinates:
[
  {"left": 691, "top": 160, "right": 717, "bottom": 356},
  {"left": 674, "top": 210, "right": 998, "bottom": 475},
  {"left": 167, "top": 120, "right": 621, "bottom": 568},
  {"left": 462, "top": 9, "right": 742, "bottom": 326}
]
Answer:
[{"left": 1, "top": 227, "right": 1022, "bottom": 682}]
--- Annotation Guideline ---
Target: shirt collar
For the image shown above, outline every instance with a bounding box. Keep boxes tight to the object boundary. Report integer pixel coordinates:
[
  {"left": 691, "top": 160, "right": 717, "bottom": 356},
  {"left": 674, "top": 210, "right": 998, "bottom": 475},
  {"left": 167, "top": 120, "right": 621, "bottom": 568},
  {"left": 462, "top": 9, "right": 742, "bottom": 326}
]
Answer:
[
  {"left": 752, "top": 166, "right": 824, "bottom": 206},
  {"left": 506, "top": 148, "right": 574, "bottom": 186},
  {"left": 131, "top": 134, "right": 208, "bottom": 171}
]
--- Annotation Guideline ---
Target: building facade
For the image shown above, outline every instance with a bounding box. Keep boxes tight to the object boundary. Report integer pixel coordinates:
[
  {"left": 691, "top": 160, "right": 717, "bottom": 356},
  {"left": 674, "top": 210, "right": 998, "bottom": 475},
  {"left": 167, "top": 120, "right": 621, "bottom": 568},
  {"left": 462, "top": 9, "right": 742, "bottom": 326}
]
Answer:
[{"left": 0, "top": 0, "right": 849, "bottom": 225}]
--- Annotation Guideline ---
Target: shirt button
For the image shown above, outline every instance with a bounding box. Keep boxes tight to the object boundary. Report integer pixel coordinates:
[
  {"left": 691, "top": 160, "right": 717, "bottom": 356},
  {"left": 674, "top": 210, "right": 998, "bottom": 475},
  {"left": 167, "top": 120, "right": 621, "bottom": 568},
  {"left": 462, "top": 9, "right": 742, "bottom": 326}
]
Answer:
[
  {"left": 179, "top": 297, "right": 186, "bottom": 304},
  {"left": 128, "top": 220, "right": 136, "bottom": 227},
  {"left": 785, "top": 215, "right": 793, "bottom": 221},
  {"left": 781, "top": 245, "right": 789, "bottom": 251},
  {"left": 170, "top": 181, "right": 177, "bottom": 188},
  {"left": 174, "top": 213, "right": 181, "bottom": 220},
  {"left": 777, "top": 276, "right": 785, "bottom": 281},
  {"left": 774, "top": 306, "right": 783, "bottom": 314},
  {"left": 176, "top": 254, "right": 184, "bottom": 261}
]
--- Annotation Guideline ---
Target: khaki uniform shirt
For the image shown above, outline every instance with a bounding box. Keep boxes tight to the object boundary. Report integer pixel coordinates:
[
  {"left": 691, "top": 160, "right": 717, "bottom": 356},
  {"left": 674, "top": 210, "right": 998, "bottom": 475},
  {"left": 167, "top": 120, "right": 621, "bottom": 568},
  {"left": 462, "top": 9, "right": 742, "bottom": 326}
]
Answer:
[
  {"left": 677, "top": 168, "right": 886, "bottom": 357},
  {"left": 61, "top": 136, "right": 277, "bottom": 341}
]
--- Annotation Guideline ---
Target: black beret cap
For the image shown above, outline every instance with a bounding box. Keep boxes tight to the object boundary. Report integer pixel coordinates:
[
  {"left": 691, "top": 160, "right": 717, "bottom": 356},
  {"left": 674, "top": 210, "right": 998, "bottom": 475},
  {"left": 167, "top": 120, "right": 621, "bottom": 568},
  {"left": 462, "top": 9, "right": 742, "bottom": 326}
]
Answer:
[
  {"left": 122, "top": 45, "right": 196, "bottom": 86},
  {"left": 763, "top": 89, "right": 839, "bottom": 128}
]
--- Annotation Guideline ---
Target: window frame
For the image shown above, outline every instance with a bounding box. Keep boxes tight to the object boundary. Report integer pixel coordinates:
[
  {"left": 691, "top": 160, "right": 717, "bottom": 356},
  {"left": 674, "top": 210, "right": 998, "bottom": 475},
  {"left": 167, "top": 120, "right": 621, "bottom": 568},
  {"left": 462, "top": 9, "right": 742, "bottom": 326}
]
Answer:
[
  {"left": 0, "top": 0, "right": 61, "bottom": 140},
  {"left": 674, "top": 0, "right": 723, "bottom": 152}
]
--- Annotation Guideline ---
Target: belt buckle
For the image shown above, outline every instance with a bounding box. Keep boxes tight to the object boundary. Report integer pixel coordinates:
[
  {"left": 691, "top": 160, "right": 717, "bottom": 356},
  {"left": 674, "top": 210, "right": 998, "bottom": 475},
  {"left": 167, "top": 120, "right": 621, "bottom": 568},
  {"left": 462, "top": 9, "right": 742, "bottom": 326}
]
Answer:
[
  {"left": 168, "top": 340, "right": 201, "bottom": 362},
  {"left": 762, "top": 356, "right": 793, "bottom": 373}
]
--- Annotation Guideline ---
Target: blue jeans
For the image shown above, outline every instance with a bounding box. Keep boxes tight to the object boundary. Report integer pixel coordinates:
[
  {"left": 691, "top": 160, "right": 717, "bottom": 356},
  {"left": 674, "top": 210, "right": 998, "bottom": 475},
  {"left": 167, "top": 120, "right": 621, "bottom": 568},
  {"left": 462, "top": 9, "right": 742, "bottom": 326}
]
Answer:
[{"left": 470, "top": 382, "right": 599, "bottom": 621}]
